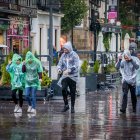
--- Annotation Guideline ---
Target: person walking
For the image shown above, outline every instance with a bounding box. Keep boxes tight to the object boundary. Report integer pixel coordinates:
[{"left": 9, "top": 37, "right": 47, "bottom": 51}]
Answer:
[
  {"left": 22, "top": 51, "right": 43, "bottom": 114},
  {"left": 6, "top": 54, "right": 24, "bottom": 113},
  {"left": 57, "top": 41, "right": 79, "bottom": 113},
  {"left": 116, "top": 50, "right": 139, "bottom": 113},
  {"left": 136, "top": 51, "right": 140, "bottom": 96}
]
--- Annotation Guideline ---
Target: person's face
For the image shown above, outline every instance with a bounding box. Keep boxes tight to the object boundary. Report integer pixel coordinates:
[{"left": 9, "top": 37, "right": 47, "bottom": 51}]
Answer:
[
  {"left": 16, "top": 60, "right": 21, "bottom": 65},
  {"left": 124, "top": 55, "right": 129, "bottom": 61},
  {"left": 28, "top": 59, "right": 33, "bottom": 64},
  {"left": 63, "top": 48, "right": 69, "bottom": 54},
  {"left": 137, "top": 53, "right": 140, "bottom": 60}
]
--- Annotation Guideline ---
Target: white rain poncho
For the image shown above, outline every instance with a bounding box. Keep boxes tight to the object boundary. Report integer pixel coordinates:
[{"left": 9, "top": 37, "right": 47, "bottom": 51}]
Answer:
[
  {"left": 120, "top": 50, "right": 139, "bottom": 85},
  {"left": 136, "top": 59, "right": 140, "bottom": 86},
  {"left": 57, "top": 41, "right": 79, "bottom": 87}
]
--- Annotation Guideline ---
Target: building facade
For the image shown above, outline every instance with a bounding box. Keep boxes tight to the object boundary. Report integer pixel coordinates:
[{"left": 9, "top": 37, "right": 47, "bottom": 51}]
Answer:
[
  {"left": 0, "top": 0, "right": 62, "bottom": 55},
  {"left": 72, "top": 0, "right": 103, "bottom": 51}
]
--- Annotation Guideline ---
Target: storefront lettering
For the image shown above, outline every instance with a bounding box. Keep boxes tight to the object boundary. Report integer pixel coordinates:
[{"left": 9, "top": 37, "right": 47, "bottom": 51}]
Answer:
[
  {"left": 9, "top": 4, "right": 20, "bottom": 11},
  {"left": 20, "top": 7, "right": 37, "bottom": 17}
]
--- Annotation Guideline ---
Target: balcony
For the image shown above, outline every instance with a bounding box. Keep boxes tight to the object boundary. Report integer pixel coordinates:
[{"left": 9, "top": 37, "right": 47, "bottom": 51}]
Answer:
[{"left": 0, "top": 0, "right": 61, "bottom": 12}]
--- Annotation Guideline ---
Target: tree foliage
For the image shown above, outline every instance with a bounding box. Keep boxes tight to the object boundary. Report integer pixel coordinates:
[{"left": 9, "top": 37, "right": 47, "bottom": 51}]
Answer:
[{"left": 61, "top": 0, "right": 87, "bottom": 33}]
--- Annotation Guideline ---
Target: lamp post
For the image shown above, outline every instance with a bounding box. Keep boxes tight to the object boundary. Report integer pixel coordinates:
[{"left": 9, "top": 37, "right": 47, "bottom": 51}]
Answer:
[{"left": 49, "top": 0, "right": 53, "bottom": 64}]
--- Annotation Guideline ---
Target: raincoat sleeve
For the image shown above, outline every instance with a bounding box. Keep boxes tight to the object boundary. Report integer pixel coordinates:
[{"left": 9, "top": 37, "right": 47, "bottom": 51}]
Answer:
[
  {"left": 131, "top": 59, "right": 139, "bottom": 70},
  {"left": 115, "top": 60, "right": 122, "bottom": 70},
  {"left": 6, "top": 63, "right": 14, "bottom": 72},
  {"left": 120, "top": 61, "right": 124, "bottom": 68},
  {"left": 57, "top": 54, "right": 64, "bottom": 71},
  {"left": 69, "top": 54, "right": 79, "bottom": 73}
]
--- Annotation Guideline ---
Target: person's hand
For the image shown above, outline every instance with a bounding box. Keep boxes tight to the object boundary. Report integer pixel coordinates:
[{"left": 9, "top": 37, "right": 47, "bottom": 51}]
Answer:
[
  {"left": 58, "top": 69, "right": 62, "bottom": 74},
  {"left": 118, "top": 54, "right": 122, "bottom": 60},
  {"left": 39, "top": 79, "right": 42, "bottom": 83},
  {"left": 128, "top": 57, "right": 132, "bottom": 61},
  {"left": 63, "top": 70, "right": 68, "bottom": 75},
  {"left": 8, "top": 60, "right": 12, "bottom": 64},
  {"left": 22, "top": 60, "right": 25, "bottom": 65}
]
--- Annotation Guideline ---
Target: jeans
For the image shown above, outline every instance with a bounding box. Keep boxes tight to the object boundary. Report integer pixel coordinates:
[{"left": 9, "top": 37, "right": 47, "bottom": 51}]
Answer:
[
  {"left": 121, "top": 81, "right": 137, "bottom": 111},
  {"left": 25, "top": 87, "right": 37, "bottom": 109},
  {"left": 61, "top": 77, "right": 76, "bottom": 107},
  {"left": 136, "top": 86, "right": 140, "bottom": 96},
  {"left": 12, "top": 89, "right": 23, "bottom": 107}
]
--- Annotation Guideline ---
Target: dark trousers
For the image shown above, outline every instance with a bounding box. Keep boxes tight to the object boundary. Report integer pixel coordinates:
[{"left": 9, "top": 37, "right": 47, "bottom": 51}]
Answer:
[
  {"left": 12, "top": 89, "right": 23, "bottom": 107},
  {"left": 61, "top": 77, "right": 76, "bottom": 107},
  {"left": 121, "top": 81, "right": 137, "bottom": 111}
]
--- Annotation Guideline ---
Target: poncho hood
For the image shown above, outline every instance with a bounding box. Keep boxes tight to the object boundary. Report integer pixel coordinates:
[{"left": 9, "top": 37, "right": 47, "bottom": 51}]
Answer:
[
  {"left": 63, "top": 41, "right": 73, "bottom": 52},
  {"left": 25, "top": 51, "right": 35, "bottom": 62},
  {"left": 123, "top": 50, "right": 131, "bottom": 60},
  {"left": 12, "top": 54, "right": 22, "bottom": 64}
]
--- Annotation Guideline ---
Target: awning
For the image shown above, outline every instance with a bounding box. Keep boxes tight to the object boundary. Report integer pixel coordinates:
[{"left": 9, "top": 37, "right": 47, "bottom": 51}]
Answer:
[{"left": 0, "top": 45, "right": 8, "bottom": 48}]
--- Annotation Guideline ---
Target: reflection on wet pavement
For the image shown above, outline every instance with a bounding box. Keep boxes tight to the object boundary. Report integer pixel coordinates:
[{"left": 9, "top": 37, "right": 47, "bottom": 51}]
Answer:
[{"left": 0, "top": 88, "right": 140, "bottom": 140}]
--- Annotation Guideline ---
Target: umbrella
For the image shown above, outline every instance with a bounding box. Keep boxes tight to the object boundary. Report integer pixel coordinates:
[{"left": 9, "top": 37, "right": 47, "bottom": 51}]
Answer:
[
  {"left": 110, "top": 33, "right": 116, "bottom": 52},
  {"left": 97, "top": 32, "right": 105, "bottom": 52},
  {"left": 0, "top": 45, "right": 8, "bottom": 48},
  {"left": 124, "top": 33, "right": 130, "bottom": 50}
]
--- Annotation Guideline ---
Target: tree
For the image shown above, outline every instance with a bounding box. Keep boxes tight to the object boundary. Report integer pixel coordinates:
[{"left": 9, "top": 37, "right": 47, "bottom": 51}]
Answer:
[
  {"left": 119, "top": 2, "right": 134, "bottom": 38},
  {"left": 61, "top": 0, "right": 87, "bottom": 33}
]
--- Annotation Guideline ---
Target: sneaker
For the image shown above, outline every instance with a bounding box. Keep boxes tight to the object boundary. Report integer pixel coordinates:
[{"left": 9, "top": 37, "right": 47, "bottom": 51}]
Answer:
[
  {"left": 27, "top": 106, "right": 32, "bottom": 113},
  {"left": 30, "top": 108, "right": 36, "bottom": 114},
  {"left": 27, "top": 113, "right": 36, "bottom": 119},
  {"left": 61, "top": 105, "right": 69, "bottom": 112},
  {"left": 71, "top": 107, "right": 75, "bottom": 114},
  {"left": 17, "top": 107, "right": 22, "bottom": 113},
  {"left": 14, "top": 113, "right": 22, "bottom": 118},
  {"left": 120, "top": 109, "right": 126, "bottom": 114},
  {"left": 14, "top": 105, "right": 19, "bottom": 113}
]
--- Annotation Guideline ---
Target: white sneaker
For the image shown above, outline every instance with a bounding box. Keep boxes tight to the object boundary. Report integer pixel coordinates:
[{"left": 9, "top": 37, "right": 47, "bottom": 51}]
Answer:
[
  {"left": 27, "top": 106, "right": 32, "bottom": 113},
  {"left": 14, "top": 113, "right": 22, "bottom": 118},
  {"left": 17, "top": 107, "right": 22, "bottom": 113},
  {"left": 14, "top": 105, "right": 19, "bottom": 113},
  {"left": 27, "top": 113, "right": 36, "bottom": 119},
  {"left": 30, "top": 108, "right": 36, "bottom": 114}
]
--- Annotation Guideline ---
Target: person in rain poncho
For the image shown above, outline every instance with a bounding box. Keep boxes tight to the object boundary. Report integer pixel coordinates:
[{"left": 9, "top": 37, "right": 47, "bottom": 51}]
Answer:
[
  {"left": 6, "top": 54, "right": 24, "bottom": 113},
  {"left": 57, "top": 41, "right": 79, "bottom": 113},
  {"left": 22, "top": 51, "right": 43, "bottom": 114},
  {"left": 136, "top": 51, "right": 140, "bottom": 96},
  {"left": 116, "top": 50, "right": 139, "bottom": 113}
]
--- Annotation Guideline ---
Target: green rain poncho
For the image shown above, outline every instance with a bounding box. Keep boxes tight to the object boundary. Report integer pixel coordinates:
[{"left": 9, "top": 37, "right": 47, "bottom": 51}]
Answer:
[
  {"left": 6, "top": 54, "right": 24, "bottom": 90},
  {"left": 24, "top": 51, "right": 43, "bottom": 90}
]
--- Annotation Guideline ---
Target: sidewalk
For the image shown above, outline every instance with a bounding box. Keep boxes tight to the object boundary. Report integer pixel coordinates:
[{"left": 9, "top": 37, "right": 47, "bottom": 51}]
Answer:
[{"left": 0, "top": 88, "right": 140, "bottom": 140}]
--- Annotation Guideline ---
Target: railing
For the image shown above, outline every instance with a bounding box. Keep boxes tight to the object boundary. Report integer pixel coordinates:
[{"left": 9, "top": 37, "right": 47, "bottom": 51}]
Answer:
[
  {"left": 0, "top": 0, "right": 61, "bottom": 11},
  {"left": 76, "top": 50, "right": 122, "bottom": 65}
]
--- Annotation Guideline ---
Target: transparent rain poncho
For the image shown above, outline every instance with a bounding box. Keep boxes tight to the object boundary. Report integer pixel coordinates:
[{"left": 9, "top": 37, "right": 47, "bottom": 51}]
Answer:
[
  {"left": 6, "top": 54, "right": 24, "bottom": 90},
  {"left": 24, "top": 51, "right": 43, "bottom": 90},
  {"left": 120, "top": 50, "right": 139, "bottom": 85}
]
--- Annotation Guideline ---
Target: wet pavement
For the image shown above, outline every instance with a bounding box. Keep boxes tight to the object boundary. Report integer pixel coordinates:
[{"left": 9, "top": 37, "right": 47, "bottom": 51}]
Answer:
[{"left": 1, "top": 87, "right": 140, "bottom": 140}]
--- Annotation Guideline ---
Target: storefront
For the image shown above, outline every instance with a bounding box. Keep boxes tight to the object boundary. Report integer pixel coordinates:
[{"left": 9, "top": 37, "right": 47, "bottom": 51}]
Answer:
[
  {"left": 7, "top": 16, "right": 30, "bottom": 54},
  {"left": 0, "top": 19, "right": 9, "bottom": 55}
]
